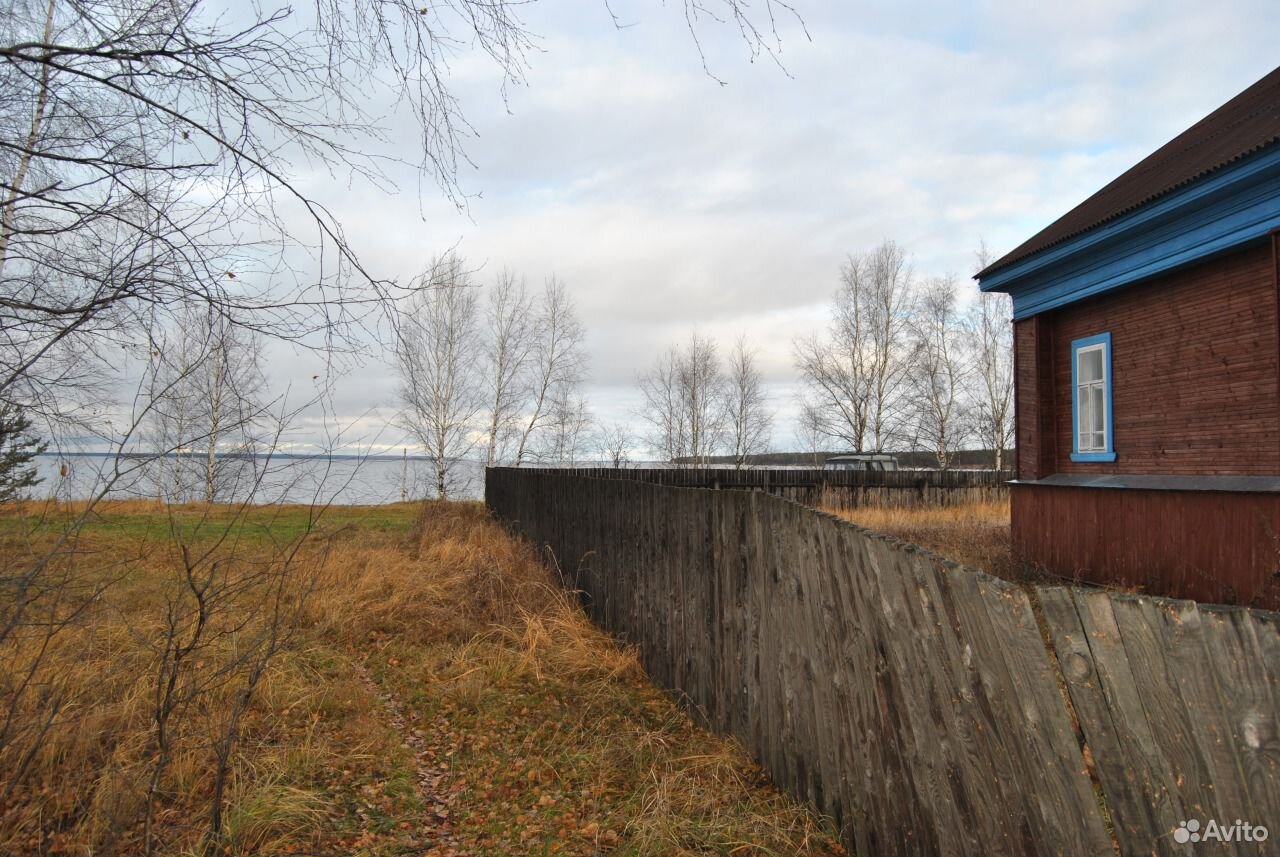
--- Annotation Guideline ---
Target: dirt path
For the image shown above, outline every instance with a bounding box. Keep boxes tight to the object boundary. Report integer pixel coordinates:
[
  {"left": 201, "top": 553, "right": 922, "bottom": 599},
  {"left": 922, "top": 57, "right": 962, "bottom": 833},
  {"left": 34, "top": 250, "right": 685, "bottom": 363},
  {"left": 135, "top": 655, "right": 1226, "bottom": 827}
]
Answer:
[{"left": 349, "top": 658, "right": 464, "bottom": 857}]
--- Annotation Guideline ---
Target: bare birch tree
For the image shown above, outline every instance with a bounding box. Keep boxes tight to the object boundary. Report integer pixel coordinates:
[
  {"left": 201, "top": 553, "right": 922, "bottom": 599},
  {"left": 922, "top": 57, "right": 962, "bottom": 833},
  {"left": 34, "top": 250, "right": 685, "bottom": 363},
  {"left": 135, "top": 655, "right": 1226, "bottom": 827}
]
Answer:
[
  {"left": 514, "top": 278, "right": 586, "bottom": 466},
  {"left": 725, "top": 335, "right": 772, "bottom": 468},
  {"left": 638, "top": 347, "right": 685, "bottom": 462},
  {"left": 861, "top": 242, "right": 918, "bottom": 449},
  {"left": 394, "top": 254, "right": 483, "bottom": 499},
  {"left": 0, "top": 0, "right": 510, "bottom": 424},
  {"left": 481, "top": 271, "right": 534, "bottom": 467},
  {"left": 679, "top": 333, "right": 726, "bottom": 463},
  {"left": 1, "top": 0, "right": 801, "bottom": 430},
  {"left": 968, "top": 242, "right": 1015, "bottom": 471},
  {"left": 908, "top": 278, "right": 970, "bottom": 471},
  {"left": 541, "top": 385, "right": 593, "bottom": 465},
  {"left": 145, "top": 308, "right": 269, "bottom": 502},
  {"left": 792, "top": 332, "right": 869, "bottom": 451},
  {"left": 794, "top": 240, "right": 916, "bottom": 452},
  {"left": 796, "top": 400, "right": 825, "bottom": 465},
  {"left": 639, "top": 332, "right": 726, "bottom": 463}
]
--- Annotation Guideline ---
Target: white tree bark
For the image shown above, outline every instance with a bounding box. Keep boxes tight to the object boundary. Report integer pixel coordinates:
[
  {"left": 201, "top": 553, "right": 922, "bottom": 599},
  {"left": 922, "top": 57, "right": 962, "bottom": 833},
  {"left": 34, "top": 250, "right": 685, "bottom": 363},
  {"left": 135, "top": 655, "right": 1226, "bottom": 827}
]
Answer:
[
  {"left": 907, "top": 278, "right": 971, "bottom": 471},
  {"left": 514, "top": 278, "right": 585, "bottom": 466},
  {"left": 145, "top": 308, "right": 267, "bottom": 503},
  {"left": 394, "top": 253, "right": 483, "bottom": 500},
  {"left": 482, "top": 270, "right": 534, "bottom": 468},
  {"left": 968, "top": 243, "right": 1015, "bottom": 471},
  {"left": 795, "top": 240, "right": 916, "bottom": 453},
  {"left": 726, "top": 335, "right": 772, "bottom": 468},
  {"left": 639, "top": 332, "right": 728, "bottom": 463}
]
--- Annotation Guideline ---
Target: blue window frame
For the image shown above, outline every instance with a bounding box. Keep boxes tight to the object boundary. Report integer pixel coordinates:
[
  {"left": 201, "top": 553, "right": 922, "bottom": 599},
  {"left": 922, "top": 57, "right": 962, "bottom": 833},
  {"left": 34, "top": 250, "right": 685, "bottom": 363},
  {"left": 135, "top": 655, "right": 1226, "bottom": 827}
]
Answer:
[{"left": 1071, "top": 332, "right": 1116, "bottom": 462}]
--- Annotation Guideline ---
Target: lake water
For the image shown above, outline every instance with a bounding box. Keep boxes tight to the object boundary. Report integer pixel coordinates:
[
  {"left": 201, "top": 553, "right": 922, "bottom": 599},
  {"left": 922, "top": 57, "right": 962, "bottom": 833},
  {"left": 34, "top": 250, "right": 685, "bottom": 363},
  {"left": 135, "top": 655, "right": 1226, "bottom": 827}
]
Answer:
[
  {"left": 31, "top": 455, "right": 818, "bottom": 506},
  {"left": 33, "top": 454, "right": 488, "bottom": 505}
]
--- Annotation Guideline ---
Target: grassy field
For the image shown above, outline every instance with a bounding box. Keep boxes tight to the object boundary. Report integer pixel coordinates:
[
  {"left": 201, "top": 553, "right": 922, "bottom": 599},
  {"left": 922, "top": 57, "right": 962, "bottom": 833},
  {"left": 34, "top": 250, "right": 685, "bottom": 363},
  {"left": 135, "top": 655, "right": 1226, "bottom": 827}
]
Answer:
[
  {"left": 825, "top": 499, "right": 1022, "bottom": 582},
  {"left": 0, "top": 499, "right": 845, "bottom": 856}
]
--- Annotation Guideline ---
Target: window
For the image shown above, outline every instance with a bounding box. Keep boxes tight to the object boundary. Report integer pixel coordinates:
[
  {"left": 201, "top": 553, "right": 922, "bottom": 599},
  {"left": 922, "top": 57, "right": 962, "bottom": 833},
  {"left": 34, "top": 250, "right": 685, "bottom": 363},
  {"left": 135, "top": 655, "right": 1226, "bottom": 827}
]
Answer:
[{"left": 1071, "top": 333, "right": 1116, "bottom": 462}]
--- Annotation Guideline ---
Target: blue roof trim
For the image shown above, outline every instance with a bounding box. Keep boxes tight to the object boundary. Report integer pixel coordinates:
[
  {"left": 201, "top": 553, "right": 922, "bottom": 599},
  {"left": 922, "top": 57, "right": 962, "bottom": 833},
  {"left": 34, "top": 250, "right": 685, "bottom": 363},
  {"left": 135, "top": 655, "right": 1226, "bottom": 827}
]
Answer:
[{"left": 979, "top": 146, "right": 1280, "bottom": 320}]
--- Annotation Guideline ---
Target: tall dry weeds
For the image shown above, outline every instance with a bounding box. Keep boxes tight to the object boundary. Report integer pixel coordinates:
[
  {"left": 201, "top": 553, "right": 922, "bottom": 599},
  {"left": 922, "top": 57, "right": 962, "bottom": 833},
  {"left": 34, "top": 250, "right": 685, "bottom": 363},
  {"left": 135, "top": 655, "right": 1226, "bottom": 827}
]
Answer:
[
  {"left": 0, "top": 501, "right": 344, "bottom": 855},
  {"left": 1, "top": 499, "right": 844, "bottom": 856},
  {"left": 306, "top": 500, "right": 561, "bottom": 646},
  {"left": 828, "top": 499, "right": 1023, "bottom": 580}
]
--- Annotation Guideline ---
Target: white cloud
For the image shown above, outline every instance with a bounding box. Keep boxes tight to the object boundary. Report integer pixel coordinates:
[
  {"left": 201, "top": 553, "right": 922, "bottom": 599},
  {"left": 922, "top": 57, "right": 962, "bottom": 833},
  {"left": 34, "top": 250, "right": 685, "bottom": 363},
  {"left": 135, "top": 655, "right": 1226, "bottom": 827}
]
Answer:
[{"left": 238, "top": 0, "right": 1277, "bottom": 452}]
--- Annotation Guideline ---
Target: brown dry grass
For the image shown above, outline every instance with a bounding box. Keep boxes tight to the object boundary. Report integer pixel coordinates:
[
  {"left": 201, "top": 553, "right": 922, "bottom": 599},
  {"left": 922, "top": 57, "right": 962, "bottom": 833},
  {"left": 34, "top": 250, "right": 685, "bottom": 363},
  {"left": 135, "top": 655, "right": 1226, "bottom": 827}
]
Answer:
[
  {"left": 0, "top": 499, "right": 845, "bottom": 857},
  {"left": 825, "top": 499, "right": 1026, "bottom": 581}
]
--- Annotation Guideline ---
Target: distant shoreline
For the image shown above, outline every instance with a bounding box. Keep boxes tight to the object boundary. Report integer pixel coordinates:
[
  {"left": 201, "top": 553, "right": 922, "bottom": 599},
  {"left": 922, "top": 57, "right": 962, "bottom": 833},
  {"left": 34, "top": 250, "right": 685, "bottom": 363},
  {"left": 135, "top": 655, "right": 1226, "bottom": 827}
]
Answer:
[{"left": 37, "top": 451, "right": 437, "bottom": 462}]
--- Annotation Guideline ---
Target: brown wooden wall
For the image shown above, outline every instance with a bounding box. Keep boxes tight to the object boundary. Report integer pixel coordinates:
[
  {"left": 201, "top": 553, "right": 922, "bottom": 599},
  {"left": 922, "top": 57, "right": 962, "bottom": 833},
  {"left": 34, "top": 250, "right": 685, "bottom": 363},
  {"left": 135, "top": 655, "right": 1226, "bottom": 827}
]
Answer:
[
  {"left": 1012, "top": 483, "right": 1280, "bottom": 609},
  {"left": 1014, "top": 239, "right": 1280, "bottom": 478},
  {"left": 1013, "top": 315, "right": 1057, "bottom": 480}
]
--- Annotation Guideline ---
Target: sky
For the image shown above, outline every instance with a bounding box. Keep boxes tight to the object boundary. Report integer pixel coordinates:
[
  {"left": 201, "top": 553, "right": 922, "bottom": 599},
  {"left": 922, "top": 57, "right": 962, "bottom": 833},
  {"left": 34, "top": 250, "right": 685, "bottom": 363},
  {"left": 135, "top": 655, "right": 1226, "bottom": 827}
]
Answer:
[{"left": 254, "top": 0, "right": 1278, "bottom": 456}]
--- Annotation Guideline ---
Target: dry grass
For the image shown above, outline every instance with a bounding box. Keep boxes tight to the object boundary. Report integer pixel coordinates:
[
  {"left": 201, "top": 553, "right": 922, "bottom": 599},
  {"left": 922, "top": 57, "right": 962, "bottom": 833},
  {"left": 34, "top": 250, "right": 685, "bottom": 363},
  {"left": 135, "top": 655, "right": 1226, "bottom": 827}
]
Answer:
[
  {"left": 0, "top": 499, "right": 844, "bottom": 856},
  {"left": 825, "top": 499, "right": 1026, "bottom": 582}
]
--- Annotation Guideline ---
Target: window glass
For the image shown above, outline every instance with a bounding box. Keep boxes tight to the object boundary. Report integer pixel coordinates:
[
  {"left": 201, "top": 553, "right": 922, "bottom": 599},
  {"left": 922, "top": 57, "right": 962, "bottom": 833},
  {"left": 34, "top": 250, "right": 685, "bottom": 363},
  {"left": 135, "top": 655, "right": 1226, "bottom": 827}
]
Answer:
[
  {"left": 1078, "top": 393, "right": 1093, "bottom": 448},
  {"left": 1073, "top": 337, "right": 1111, "bottom": 456},
  {"left": 1079, "top": 348, "right": 1103, "bottom": 383}
]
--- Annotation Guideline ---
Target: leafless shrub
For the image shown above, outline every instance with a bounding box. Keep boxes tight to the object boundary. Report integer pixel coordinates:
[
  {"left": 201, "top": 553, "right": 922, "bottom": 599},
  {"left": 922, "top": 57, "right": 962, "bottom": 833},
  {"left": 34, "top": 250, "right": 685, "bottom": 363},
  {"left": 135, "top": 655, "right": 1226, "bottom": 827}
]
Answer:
[{"left": 597, "top": 423, "right": 635, "bottom": 469}]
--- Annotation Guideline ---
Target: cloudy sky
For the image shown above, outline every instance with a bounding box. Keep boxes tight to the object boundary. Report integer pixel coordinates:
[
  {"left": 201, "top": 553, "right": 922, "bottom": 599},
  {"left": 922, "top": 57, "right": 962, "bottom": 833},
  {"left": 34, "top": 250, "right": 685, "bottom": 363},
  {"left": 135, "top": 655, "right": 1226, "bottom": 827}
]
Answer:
[{"left": 264, "top": 0, "right": 1277, "bottom": 455}]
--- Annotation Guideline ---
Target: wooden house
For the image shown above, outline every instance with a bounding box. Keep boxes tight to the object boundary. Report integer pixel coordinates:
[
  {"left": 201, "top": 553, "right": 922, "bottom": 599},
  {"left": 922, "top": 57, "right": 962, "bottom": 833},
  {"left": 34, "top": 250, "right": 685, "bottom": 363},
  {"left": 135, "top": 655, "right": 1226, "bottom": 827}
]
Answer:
[{"left": 976, "top": 66, "right": 1280, "bottom": 608}]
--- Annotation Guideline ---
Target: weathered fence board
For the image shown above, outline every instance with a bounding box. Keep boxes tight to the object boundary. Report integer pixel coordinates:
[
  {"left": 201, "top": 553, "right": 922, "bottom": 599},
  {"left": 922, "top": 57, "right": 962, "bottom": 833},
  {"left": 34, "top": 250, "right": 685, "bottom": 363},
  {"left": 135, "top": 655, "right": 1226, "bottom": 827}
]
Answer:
[
  {"left": 1039, "top": 588, "right": 1280, "bottom": 857},
  {"left": 486, "top": 468, "right": 1111, "bottom": 856},
  {"left": 514, "top": 466, "right": 1011, "bottom": 509}
]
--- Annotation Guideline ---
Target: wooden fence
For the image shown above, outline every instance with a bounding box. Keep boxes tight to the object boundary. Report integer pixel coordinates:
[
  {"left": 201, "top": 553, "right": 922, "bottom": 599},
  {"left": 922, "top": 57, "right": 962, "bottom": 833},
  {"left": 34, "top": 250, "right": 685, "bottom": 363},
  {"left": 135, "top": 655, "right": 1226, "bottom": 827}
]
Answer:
[
  {"left": 486, "top": 468, "right": 1279, "bottom": 857},
  {"left": 1039, "top": 589, "right": 1280, "bottom": 856},
  {"left": 515, "top": 466, "right": 1013, "bottom": 508}
]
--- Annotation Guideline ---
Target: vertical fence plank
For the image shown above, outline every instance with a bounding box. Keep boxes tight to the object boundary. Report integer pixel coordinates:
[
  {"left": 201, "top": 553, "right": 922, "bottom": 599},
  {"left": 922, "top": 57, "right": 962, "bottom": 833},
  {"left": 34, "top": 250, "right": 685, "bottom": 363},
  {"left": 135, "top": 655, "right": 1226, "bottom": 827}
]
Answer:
[
  {"left": 1224, "top": 610, "right": 1280, "bottom": 816},
  {"left": 1037, "top": 588, "right": 1181, "bottom": 856},
  {"left": 1140, "top": 599, "right": 1266, "bottom": 857}
]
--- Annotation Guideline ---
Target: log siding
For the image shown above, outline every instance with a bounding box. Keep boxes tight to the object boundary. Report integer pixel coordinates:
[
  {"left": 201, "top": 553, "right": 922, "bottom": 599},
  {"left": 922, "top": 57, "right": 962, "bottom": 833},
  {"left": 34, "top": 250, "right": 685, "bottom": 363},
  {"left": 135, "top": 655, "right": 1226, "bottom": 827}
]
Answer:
[
  {"left": 1044, "top": 240, "right": 1279, "bottom": 476},
  {"left": 1012, "top": 240, "right": 1280, "bottom": 604}
]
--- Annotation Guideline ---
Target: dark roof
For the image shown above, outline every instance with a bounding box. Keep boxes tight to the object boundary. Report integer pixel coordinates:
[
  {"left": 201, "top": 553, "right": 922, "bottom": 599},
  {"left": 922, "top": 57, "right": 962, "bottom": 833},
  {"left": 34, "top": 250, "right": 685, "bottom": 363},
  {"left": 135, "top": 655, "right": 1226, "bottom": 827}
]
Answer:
[
  {"left": 979, "top": 65, "right": 1280, "bottom": 278},
  {"left": 825, "top": 454, "right": 896, "bottom": 461}
]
